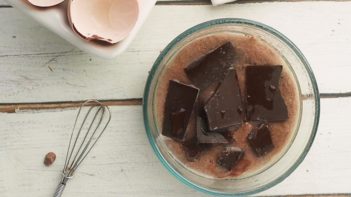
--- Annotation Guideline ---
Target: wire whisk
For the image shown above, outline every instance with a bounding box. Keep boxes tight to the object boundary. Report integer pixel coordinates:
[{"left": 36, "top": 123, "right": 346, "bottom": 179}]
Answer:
[{"left": 53, "top": 100, "right": 112, "bottom": 197}]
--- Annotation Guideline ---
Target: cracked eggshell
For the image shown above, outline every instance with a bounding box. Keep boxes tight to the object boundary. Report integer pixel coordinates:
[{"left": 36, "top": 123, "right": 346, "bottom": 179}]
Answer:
[
  {"left": 27, "top": 0, "right": 64, "bottom": 7},
  {"left": 68, "top": 0, "right": 139, "bottom": 44}
]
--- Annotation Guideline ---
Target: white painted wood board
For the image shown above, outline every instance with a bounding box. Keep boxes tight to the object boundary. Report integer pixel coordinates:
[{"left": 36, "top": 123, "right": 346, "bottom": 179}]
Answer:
[
  {"left": 1, "top": 2, "right": 351, "bottom": 102},
  {"left": 0, "top": 0, "right": 8, "bottom": 5},
  {"left": 0, "top": 98, "right": 351, "bottom": 196}
]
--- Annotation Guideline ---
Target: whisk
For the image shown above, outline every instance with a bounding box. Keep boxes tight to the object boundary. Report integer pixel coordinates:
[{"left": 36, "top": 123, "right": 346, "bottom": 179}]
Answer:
[{"left": 53, "top": 100, "right": 111, "bottom": 197}]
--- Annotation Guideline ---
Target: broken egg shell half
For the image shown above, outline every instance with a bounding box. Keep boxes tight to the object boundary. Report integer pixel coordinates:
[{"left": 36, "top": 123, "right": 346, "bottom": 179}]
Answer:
[
  {"left": 27, "top": 0, "right": 64, "bottom": 7},
  {"left": 68, "top": 0, "right": 139, "bottom": 44}
]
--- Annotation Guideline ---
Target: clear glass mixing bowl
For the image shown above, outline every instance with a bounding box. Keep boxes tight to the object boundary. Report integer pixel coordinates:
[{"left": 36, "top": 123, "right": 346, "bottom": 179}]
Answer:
[{"left": 143, "top": 18, "right": 320, "bottom": 196}]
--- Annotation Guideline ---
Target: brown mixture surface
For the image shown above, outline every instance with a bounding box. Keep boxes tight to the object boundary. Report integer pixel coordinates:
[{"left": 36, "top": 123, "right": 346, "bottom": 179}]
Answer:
[{"left": 155, "top": 33, "right": 300, "bottom": 178}]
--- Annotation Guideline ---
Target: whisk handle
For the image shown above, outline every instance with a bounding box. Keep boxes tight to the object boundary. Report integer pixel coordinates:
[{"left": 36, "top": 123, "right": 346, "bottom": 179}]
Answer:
[{"left": 53, "top": 181, "right": 67, "bottom": 197}]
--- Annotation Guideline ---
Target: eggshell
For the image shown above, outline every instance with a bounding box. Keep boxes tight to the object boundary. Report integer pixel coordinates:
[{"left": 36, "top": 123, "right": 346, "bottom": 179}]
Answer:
[
  {"left": 68, "top": 0, "right": 139, "bottom": 44},
  {"left": 27, "top": 0, "right": 64, "bottom": 7}
]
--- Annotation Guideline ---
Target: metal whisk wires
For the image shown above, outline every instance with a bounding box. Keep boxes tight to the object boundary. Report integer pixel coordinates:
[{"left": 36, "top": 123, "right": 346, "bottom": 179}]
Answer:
[{"left": 54, "top": 100, "right": 111, "bottom": 197}]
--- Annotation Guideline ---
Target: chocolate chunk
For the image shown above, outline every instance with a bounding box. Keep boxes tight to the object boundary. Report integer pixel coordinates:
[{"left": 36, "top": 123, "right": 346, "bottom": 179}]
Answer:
[
  {"left": 196, "top": 116, "right": 228, "bottom": 144},
  {"left": 217, "top": 146, "right": 244, "bottom": 171},
  {"left": 204, "top": 69, "right": 243, "bottom": 132},
  {"left": 245, "top": 65, "right": 288, "bottom": 122},
  {"left": 185, "top": 42, "right": 236, "bottom": 90},
  {"left": 162, "top": 80, "right": 199, "bottom": 143},
  {"left": 247, "top": 123, "right": 274, "bottom": 156}
]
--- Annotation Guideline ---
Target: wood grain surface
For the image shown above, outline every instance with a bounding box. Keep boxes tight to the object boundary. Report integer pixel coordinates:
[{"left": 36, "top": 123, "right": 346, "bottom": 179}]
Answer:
[
  {"left": 1, "top": 98, "right": 351, "bottom": 196},
  {"left": 1, "top": 2, "right": 351, "bottom": 102}
]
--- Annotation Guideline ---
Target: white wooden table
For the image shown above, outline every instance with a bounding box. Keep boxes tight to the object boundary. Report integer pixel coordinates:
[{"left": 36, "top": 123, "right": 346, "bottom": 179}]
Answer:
[{"left": 1, "top": 0, "right": 351, "bottom": 196}]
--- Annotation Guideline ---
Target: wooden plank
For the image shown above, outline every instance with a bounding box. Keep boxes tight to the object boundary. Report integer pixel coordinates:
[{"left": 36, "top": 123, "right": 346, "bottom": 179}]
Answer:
[
  {"left": 1, "top": 2, "right": 351, "bottom": 103},
  {"left": 0, "top": 0, "right": 9, "bottom": 6},
  {"left": 0, "top": 98, "right": 350, "bottom": 196}
]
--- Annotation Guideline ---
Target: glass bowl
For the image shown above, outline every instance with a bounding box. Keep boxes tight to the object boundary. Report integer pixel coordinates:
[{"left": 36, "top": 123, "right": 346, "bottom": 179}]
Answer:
[{"left": 143, "top": 18, "right": 320, "bottom": 196}]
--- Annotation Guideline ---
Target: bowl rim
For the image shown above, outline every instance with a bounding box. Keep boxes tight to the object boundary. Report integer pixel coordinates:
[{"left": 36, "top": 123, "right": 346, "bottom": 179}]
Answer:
[{"left": 143, "top": 18, "right": 320, "bottom": 196}]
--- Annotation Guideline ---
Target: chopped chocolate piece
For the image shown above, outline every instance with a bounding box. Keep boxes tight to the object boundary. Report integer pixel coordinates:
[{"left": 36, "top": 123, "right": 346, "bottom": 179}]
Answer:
[
  {"left": 196, "top": 116, "right": 228, "bottom": 144},
  {"left": 245, "top": 65, "right": 288, "bottom": 122},
  {"left": 204, "top": 69, "right": 243, "bottom": 132},
  {"left": 217, "top": 146, "right": 244, "bottom": 171},
  {"left": 247, "top": 123, "right": 274, "bottom": 156},
  {"left": 162, "top": 80, "right": 199, "bottom": 142},
  {"left": 185, "top": 42, "right": 236, "bottom": 90}
]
